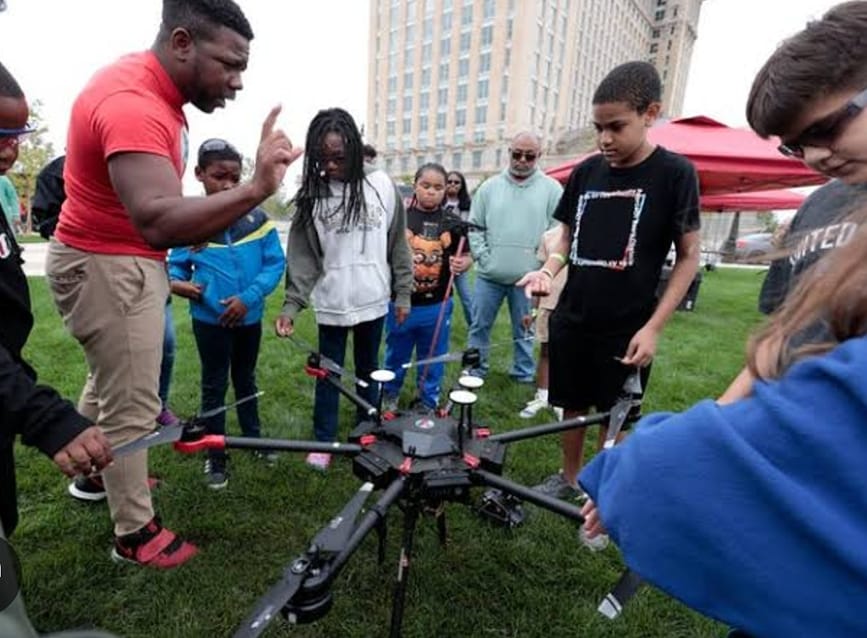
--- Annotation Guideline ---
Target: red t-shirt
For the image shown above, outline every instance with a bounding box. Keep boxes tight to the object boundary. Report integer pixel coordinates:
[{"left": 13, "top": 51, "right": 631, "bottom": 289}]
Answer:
[{"left": 55, "top": 51, "right": 188, "bottom": 260}]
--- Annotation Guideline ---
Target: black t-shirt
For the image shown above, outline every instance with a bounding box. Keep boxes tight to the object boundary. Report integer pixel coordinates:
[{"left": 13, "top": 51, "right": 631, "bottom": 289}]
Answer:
[
  {"left": 758, "top": 180, "right": 867, "bottom": 314},
  {"left": 406, "top": 206, "right": 465, "bottom": 306},
  {"left": 553, "top": 146, "right": 700, "bottom": 332}
]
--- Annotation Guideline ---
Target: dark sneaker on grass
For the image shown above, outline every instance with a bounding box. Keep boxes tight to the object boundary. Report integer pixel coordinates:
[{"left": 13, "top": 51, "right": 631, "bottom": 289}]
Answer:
[
  {"left": 69, "top": 474, "right": 161, "bottom": 502},
  {"left": 111, "top": 517, "right": 198, "bottom": 569},
  {"left": 204, "top": 457, "right": 228, "bottom": 490},
  {"left": 68, "top": 475, "right": 107, "bottom": 501},
  {"left": 533, "top": 472, "right": 586, "bottom": 501}
]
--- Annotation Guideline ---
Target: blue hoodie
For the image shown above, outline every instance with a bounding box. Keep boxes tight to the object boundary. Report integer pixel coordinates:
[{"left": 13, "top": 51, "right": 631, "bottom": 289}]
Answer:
[
  {"left": 580, "top": 335, "right": 867, "bottom": 637},
  {"left": 168, "top": 208, "right": 285, "bottom": 326}
]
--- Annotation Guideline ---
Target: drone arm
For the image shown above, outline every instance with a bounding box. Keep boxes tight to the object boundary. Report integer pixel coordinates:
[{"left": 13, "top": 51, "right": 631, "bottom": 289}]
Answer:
[
  {"left": 174, "top": 435, "right": 362, "bottom": 455},
  {"left": 472, "top": 469, "right": 585, "bottom": 523},
  {"left": 485, "top": 412, "right": 611, "bottom": 444},
  {"left": 313, "top": 369, "right": 378, "bottom": 418}
]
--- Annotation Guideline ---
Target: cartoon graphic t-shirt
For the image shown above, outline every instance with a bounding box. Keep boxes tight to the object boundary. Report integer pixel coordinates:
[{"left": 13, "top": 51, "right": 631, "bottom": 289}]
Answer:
[
  {"left": 406, "top": 206, "right": 464, "bottom": 306},
  {"left": 553, "top": 147, "right": 700, "bottom": 333}
]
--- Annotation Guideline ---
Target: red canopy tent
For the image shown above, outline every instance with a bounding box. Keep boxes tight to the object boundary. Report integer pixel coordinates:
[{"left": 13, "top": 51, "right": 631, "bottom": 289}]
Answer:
[
  {"left": 701, "top": 188, "right": 806, "bottom": 212},
  {"left": 545, "top": 115, "right": 827, "bottom": 195}
]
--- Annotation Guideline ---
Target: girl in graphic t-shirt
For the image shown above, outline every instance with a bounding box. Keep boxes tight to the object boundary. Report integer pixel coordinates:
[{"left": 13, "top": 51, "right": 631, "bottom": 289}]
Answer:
[{"left": 382, "top": 163, "right": 471, "bottom": 412}]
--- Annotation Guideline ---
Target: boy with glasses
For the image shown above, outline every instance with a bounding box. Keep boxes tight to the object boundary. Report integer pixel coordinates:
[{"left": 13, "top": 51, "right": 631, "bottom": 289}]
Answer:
[
  {"left": 721, "top": 0, "right": 867, "bottom": 403},
  {"left": 467, "top": 132, "right": 562, "bottom": 383}
]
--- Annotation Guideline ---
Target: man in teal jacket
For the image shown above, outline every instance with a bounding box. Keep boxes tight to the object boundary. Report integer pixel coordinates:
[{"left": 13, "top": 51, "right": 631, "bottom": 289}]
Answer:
[{"left": 468, "top": 132, "right": 562, "bottom": 381}]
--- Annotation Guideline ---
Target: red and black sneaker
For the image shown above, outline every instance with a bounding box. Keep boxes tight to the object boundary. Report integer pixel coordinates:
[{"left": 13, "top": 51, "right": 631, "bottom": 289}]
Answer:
[
  {"left": 68, "top": 474, "right": 161, "bottom": 502},
  {"left": 111, "top": 517, "right": 198, "bottom": 569}
]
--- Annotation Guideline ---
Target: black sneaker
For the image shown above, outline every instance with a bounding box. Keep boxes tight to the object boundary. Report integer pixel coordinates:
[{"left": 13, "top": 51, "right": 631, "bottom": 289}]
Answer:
[
  {"left": 68, "top": 475, "right": 107, "bottom": 501},
  {"left": 204, "top": 457, "right": 228, "bottom": 490}
]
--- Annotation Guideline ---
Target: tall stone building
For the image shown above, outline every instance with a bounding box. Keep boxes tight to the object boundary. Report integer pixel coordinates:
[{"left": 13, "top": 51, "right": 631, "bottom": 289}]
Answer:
[{"left": 367, "top": 0, "right": 704, "bottom": 183}]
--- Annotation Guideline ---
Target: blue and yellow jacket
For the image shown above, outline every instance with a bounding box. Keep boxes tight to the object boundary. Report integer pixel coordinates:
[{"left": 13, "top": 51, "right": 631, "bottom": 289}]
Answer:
[{"left": 168, "top": 208, "right": 285, "bottom": 326}]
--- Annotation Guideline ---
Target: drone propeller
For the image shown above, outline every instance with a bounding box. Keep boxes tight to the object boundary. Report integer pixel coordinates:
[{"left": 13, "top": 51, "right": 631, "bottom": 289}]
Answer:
[
  {"left": 603, "top": 370, "right": 642, "bottom": 449},
  {"left": 311, "top": 482, "right": 375, "bottom": 553},
  {"left": 288, "top": 334, "right": 369, "bottom": 388},
  {"left": 233, "top": 559, "right": 309, "bottom": 638},
  {"left": 401, "top": 336, "right": 534, "bottom": 371},
  {"left": 111, "top": 391, "right": 265, "bottom": 459}
]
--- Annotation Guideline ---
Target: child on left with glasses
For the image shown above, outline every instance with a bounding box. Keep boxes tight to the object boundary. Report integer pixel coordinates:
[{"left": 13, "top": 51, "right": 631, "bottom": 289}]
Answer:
[{"left": 168, "top": 139, "right": 286, "bottom": 490}]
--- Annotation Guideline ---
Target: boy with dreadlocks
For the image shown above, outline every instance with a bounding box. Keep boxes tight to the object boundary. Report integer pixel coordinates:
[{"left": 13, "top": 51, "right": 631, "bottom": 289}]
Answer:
[{"left": 276, "top": 108, "right": 413, "bottom": 471}]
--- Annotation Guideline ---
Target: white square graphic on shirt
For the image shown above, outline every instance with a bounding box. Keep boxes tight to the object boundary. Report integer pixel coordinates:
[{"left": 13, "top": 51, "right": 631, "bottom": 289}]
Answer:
[{"left": 569, "top": 189, "right": 646, "bottom": 271}]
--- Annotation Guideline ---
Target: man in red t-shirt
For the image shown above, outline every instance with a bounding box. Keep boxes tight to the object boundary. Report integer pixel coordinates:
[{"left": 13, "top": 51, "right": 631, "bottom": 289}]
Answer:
[{"left": 45, "top": 0, "right": 302, "bottom": 569}]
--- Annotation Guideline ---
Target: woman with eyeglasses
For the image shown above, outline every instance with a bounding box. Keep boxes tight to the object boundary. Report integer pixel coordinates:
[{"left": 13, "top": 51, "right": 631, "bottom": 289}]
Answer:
[{"left": 443, "top": 171, "right": 474, "bottom": 328}]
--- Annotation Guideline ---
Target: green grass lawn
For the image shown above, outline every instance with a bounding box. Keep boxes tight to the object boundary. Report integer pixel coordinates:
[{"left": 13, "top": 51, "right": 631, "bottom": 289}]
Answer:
[{"left": 13, "top": 268, "right": 765, "bottom": 638}]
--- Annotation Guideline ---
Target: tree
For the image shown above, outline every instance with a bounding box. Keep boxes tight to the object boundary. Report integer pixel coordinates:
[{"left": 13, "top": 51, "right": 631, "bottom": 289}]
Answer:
[{"left": 9, "top": 100, "right": 55, "bottom": 233}]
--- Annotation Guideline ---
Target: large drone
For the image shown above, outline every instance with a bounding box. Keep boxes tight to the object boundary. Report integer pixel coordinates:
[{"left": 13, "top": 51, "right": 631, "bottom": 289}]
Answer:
[{"left": 114, "top": 345, "right": 643, "bottom": 637}]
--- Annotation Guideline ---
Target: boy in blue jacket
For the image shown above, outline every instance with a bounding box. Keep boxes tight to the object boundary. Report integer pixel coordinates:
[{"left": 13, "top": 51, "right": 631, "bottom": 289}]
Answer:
[{"left": 169, "top": 139, "right": 286, "bottom": 489}]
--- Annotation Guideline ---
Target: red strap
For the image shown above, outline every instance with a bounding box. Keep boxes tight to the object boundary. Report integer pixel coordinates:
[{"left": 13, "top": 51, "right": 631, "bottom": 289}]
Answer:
[
  {"left": 173, "top": 434, "right": 225, "bottom": 454},
  {"left": 136, "top": 528, "right": 177, "bottom": 564},
  {"left": 360, "top": 434, "right": 377, "bottom": 447},
  {"left": 304, "top": 365, "right": 328, "bottom": 380},
  {"left": 463, "top": 453, "right": 480, "bottom": 469}
]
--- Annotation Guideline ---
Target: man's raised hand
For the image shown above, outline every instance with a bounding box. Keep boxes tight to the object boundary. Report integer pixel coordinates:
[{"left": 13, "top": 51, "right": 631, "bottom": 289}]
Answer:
[{"left": 252, "top": 105, "right": 304, "bottom": 200}]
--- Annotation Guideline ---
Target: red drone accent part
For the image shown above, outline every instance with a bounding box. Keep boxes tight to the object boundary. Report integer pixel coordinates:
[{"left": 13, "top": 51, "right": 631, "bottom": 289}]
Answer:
[
  {"left": 360, "top": 434, "right": 377, "bottom": 447},
  {"left": 462, "top": 453, "right": 481, "bottom": 469},
  {"left": 474, "top": 428, "right": 491, "bottom": 439},
  {"left": 304, "top": 365, "right": 329, "bottom": 380},
  {"left": 398, "top": 458, "right": 413, "bottom": 475},
  {"left": 173, "top": 435, "right": 226, "bottom": 454}
]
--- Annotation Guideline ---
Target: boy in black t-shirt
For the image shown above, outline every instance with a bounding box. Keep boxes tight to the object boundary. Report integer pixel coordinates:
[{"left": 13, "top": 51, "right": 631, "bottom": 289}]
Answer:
[{"left": 518, "top": 62, "right": 701, "bottom": 522}]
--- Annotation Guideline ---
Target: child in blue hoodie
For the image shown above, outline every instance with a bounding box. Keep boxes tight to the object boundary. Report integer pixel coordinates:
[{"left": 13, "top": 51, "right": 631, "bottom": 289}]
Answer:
[{"left": 169, "top": 139, "right": 286, "bottom": 489}]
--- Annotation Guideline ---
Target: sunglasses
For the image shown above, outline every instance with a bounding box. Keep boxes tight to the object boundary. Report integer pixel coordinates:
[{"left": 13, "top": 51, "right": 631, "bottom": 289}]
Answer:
[
  {"left": 510, "top": 150, "right": 538, "bottom": 162},
  {"left": 778, "top": 87, "right": 867, "bottom": 158},
  {"left": 0, "top": 123, "right": 35, "bottom": 150},
  {"left": 199, "top": 138, "right": 239, "bottom": 155},
  {"left": 446, "top": 179, "right": 462, "bottom": 185}
]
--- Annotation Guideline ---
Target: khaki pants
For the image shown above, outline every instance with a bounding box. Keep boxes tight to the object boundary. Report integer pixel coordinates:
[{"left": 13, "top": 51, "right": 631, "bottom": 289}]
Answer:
[{"left": 46, "top": 240, "right": 167, "bottom": 536}]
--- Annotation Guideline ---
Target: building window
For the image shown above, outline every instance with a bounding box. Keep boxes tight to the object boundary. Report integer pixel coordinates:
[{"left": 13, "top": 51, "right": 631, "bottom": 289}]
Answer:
[
  {"left": 481, "top": 25, "right": 493, "bottom": 47},
  {"left": 389, "top": 76, "right": 398, "bottom": 92},
  {"left": 456, "top": 108, "right": 467, "bottom": 127},
  {"left": 496, "top": 148, "right": 502, "bottom": 166},
  {"left": 406, "top": 24, "right": 415, "bottom": 43},
  {"left": 474, "top": 129, "right": 485, "bottom": 143},
  {"left": 457, "top": 83, "right": 468, "bottom": 103},
  {"left": 479, "top": 52, "right": 491, "bottom": 74},
  {"left": 439, "top": 61, "right": 450, "bottom": 82},
  {"left": 386, "top": 158, "right": 394, "bottom": 173},
  {"left": 387, "top": 121, "right": 396, "bottom": 135},
  {"left": 452, "top": 152, "right": 463, "bottom": 169},
  {"left": 422, "top": 68, "right": 432, "bottom": 86},
  {"left": 387, "top": 98, "right": 396, "bottom": 115},
  {"left": 423, "top": 17, "right": 433, "bottom": 40},
  {"left": 649, "top": 43, "right": 658, "bottom": 54},
  {"left": 403, "top": 71, "right": 413, "bottom": 90},
  {"left": 460, "top": 31, "right": 471, "bottom": 53},
  {"left": 483, "top": 0, "right": 495, "bottom": 20},
  {"left": 438, "top": 88, "right": 448, "bottom": 106},
  {"left": 461, "top": 4, "right": 473, "bottom": 26},
  {"left": 475, "top": 105, "right": 487, "bottom": 124},
  {"left": 441, "top": 38, "right": 451, "bottom": 56},
  {"left": 403, "top": 118, "right": 412, "bottom": 134},
  {"left": 437, "top": 112, "right": 447, "bottom": 129},
  {"left": 652, "top": 28, "right": 660, "bottom": 38},
  {"left": 418, "top": 114, "right": 429, "bottom": 130},
  {"left": 442, "top": 11, "right": 452, "bottom": 31},
  {"left": 459, "top": 58, "right": 470, "bottom": 78},
  {"left": 477, "top": 79, "right": 489, "bottom": 100},
  {"left": 422, "top": 43, "right": 432, "bottom": 62},
  {"left": 655, "top": 9, "right": 665, "bottom": 20},
  {"left": 472, "top": 150, "right": 483, "bottom": 168},
  {"left": 403, "top": 96, "right": 413, "bottom": 111},
  {"left": 420, "top": 92, "right": 430, "bottom": 109},
  {"left": 401, "top": 156, "right": 409, "bottom": 173}
]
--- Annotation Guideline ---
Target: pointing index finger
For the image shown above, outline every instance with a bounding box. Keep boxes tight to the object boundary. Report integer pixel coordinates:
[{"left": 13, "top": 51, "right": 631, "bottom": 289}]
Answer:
[{"left": 260, "top": 104, "right": 282, "bottom": 143}]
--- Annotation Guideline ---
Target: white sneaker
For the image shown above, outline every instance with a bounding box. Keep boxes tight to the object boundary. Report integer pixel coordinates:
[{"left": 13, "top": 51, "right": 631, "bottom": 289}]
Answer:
[
  {"left": 520, "top": 394, "right": 549, "bottom": 418},
  {"left": 553, "top": 407, "right": 564, "bottom": 421},
  {"left": 579, "top": 525, "right": 610, "bottom": 552},
  {"left": 305, "top": 452, "right": 332, "bottom": 471}
]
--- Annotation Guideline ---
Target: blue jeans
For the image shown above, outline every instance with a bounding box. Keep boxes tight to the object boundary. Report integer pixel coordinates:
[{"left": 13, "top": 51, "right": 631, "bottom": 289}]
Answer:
[
  {"left": 453, "top": 272, "right": 473, "bottom": 327},
  {"left": 467, "top": 276, "right": 534, "bottom": 380},
  {"left": 192, "top": 319, "right": 263, "bottom": 460},
  {"left": 384, "top": 299, "right": 452, "bottom": 409},
  {"left": 158, "top": 299, "right": 175, "bottom": 406},
  {"left": 314, "top": 316, "right": 385, "bottom": 442}
]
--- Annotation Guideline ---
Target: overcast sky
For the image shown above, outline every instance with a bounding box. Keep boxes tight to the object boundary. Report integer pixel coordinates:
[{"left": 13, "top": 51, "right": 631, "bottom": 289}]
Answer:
[{"left": 0, "top": 0, "right": 840, "bottom": 190}]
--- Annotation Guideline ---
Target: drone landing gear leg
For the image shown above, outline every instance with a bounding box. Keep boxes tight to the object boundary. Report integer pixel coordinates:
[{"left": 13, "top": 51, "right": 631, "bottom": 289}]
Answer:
[{"left": 389, "top": 503, "right": 421, "bottom": 638}]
